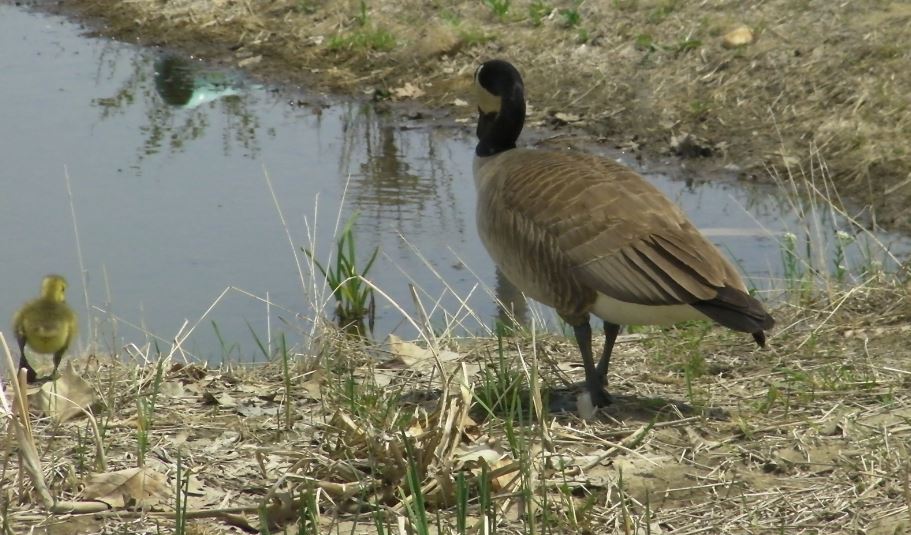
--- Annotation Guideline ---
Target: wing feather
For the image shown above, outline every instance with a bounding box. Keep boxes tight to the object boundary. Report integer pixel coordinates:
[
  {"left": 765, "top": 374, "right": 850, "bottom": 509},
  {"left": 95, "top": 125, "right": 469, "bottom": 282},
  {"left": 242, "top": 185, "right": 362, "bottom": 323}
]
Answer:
[{"left": 478, "top": 148, "right": 752, "bottom": 308}]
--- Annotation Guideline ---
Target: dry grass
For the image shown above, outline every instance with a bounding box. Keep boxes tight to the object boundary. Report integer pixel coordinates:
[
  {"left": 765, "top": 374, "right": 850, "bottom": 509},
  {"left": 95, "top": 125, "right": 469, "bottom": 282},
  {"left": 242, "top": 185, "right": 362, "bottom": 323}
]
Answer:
[
  {"left": 4, "top": 280, "right": 911, "bottom": 533},
  {"left": 51, "top": 0, "right": 911, "bottom": 232}
]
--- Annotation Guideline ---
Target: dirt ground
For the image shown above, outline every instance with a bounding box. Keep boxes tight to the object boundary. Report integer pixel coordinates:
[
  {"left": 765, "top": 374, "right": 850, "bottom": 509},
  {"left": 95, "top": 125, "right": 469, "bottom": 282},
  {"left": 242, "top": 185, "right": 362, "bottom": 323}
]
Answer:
[{"left": 39, "top": 0, "right": 911, "bottom": 232}]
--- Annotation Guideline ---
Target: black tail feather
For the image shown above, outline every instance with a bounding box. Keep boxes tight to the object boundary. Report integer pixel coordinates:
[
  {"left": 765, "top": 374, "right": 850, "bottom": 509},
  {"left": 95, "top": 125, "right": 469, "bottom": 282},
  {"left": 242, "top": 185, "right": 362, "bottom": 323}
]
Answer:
[{"left": 693, "top": 286, "right": 774, "bottom": 341}]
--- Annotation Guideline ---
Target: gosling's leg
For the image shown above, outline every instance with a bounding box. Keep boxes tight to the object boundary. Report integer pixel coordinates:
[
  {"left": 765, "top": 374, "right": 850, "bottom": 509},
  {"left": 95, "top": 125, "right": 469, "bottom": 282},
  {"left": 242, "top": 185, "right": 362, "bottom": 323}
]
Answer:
[
  {"left": 16, "top": 337, "right": 37, "bottom": 383},
  {"left": 572, "top": 321, "right": 612, "bottom": 407},
  {"left": 51, "top": 349, "right": 66, "bottom": 379}
]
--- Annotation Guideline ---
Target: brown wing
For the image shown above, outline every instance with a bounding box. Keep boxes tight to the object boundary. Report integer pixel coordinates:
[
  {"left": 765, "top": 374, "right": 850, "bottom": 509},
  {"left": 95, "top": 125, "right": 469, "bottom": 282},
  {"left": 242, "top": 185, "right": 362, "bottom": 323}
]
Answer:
[{"left": 489, "top": 149, "right": 746, "bottom": 306}]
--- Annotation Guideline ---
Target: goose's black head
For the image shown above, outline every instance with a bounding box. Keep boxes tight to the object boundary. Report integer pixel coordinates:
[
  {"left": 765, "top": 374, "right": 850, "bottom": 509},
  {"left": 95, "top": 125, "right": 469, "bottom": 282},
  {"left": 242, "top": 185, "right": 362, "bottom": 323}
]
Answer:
[{"left": 474, "top": 60, "right": 526, "bottom": 157}]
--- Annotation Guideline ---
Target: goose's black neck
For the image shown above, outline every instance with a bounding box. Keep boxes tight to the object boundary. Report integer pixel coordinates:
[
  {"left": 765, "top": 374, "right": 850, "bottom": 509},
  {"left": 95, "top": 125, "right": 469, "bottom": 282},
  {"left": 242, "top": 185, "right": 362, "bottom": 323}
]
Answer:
[{"left": 475, "top": 61, "right": 526, "bottom": 157}]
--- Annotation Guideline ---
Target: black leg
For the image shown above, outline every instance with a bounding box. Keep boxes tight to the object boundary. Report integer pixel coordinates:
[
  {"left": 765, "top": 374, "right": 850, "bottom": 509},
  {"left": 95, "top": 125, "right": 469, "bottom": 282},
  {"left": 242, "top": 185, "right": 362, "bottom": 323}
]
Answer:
[
  {"left": 596, "top": 322, "right": 621, "bottom": 380},
  {"left": 572, "top": 321, "right": 612, "bottom": 407},
  {"left": 16, "top": 337, "right": 37, "bottom": 383},
  {"left": 52, "top": 349, "right": 65, "bottom": 379}
]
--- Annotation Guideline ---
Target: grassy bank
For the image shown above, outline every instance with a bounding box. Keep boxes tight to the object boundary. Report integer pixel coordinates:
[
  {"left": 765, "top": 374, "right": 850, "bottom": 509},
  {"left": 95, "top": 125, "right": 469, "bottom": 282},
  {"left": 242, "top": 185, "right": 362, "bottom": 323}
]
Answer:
[
  {"left": 49, "top": 0, "right": 911, "bottom": 233},
  {"left": 4, "top": 278, "right": 911, "bottom": 534}
]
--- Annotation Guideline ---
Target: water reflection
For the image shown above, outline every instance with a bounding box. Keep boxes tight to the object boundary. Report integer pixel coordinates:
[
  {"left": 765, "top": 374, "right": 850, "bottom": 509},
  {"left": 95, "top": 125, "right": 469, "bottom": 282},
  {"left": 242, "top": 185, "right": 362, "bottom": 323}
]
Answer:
[
  {"left": 344, "top": 106, "right": 432, "bottom": 217},
  {"left": 154, "top": 54, "right": 243, "bottom": 109},
  {"left": 92, "top": 48, "right": 262, "bottom": 163},
  {"left": 338, "top": 105, "right": 462, "bottom": 232}
]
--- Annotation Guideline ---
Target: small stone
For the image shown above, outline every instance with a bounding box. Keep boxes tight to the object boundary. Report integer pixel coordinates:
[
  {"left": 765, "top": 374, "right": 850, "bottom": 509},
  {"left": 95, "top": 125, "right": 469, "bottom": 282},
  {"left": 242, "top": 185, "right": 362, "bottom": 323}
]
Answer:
[{"left": 723, "top": 25, "right": 754, "bottom": 49}]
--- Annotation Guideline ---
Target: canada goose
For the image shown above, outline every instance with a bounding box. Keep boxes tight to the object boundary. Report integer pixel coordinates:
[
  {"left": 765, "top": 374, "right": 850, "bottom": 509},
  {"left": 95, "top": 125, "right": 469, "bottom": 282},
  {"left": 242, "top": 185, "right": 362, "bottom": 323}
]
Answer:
[
  {"left": 13, "top": 274, "right": 77, "bottom": 383},
  {"left": 472, "top": 60, "right": 774, "bottom": 407}
]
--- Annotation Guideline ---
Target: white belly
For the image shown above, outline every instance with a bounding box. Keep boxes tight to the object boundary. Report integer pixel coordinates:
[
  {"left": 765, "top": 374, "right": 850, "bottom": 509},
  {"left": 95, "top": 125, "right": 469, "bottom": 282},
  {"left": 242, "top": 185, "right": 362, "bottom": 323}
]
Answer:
[{"left": 591, "top": 293, "right": 709, "bottom": 326}]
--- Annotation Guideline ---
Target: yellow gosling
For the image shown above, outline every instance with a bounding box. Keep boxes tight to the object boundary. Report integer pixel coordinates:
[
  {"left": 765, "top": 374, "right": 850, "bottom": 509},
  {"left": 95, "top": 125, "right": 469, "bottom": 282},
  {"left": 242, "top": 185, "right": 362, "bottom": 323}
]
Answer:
[{"left": 13, "top": 274, "right": 77, "bottom": 382}]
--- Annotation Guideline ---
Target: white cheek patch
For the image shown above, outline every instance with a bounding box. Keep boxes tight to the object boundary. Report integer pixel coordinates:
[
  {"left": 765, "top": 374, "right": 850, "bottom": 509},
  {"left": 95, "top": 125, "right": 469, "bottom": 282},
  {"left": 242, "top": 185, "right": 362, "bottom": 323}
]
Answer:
[{"left": 475, "top": 86, "right": 501, "bottom": 113}]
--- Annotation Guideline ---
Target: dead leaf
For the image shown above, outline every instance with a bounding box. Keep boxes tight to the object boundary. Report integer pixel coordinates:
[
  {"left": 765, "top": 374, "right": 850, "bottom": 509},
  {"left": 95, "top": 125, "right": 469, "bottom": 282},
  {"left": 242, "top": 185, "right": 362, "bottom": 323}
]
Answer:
[
  {"left": 202, "top": 391, "right": 237, "bottom": 408},
  {"left": 236, "top": 401, "right": 273, "bottom": 418},
  {"left": 238, "top": 55, "right": 262, "bottom": 67},
  {"left": 185, "top": 474, "right": 207, "bottom": 496},
  {"left": 391, "top": 82, "right": 425, "bottom": 99},
  {"left": 168, "top": 362, "right": 208, "bottom": 380},
  {"left": 458, "top": 363, "right": 482, "bottom": 386},
  {"left": 82, "top": 467, "right": 169, "bottom": 508},
  {"left": 187, "top": 478, "right": 227, "bottom": 509},
  {"left": 236, "top": 383, "right": 273, "bottom": 396},
  {"left": 774, "top": 446, "right": 805, "bottom": 466},
  {"left": 670, "top": 132, "right": 713, "bottom": 158},
  {"left": 386, "top": 334, "right": 461, "bottom": 375},
  {"left": 453, "top": 444, "right": 503, "bottom": 467},
  {"left": 158, "top": 381, "right": 185, "bottom": 398},
  {"left": 551, "top": 112, "right": 582, "bottom": 125},
  {"left": 182, "top": 381, "right": 206, "bottom": 395},
  {"left": 300, "top": 370, "right": 324, "bottom": 400},
  {"left": 373, "top": 369, "right": 396, "bottom": 388},
  {"left": 32, "top": 362, "right": 95, "bottom": 423}
]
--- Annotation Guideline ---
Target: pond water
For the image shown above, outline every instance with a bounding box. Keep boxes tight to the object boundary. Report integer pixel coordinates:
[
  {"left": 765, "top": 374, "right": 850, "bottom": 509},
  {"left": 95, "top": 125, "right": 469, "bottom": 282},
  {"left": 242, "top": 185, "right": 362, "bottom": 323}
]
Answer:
[{"left": 1, "top": 4, "right": 907, "bottom": 363}]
